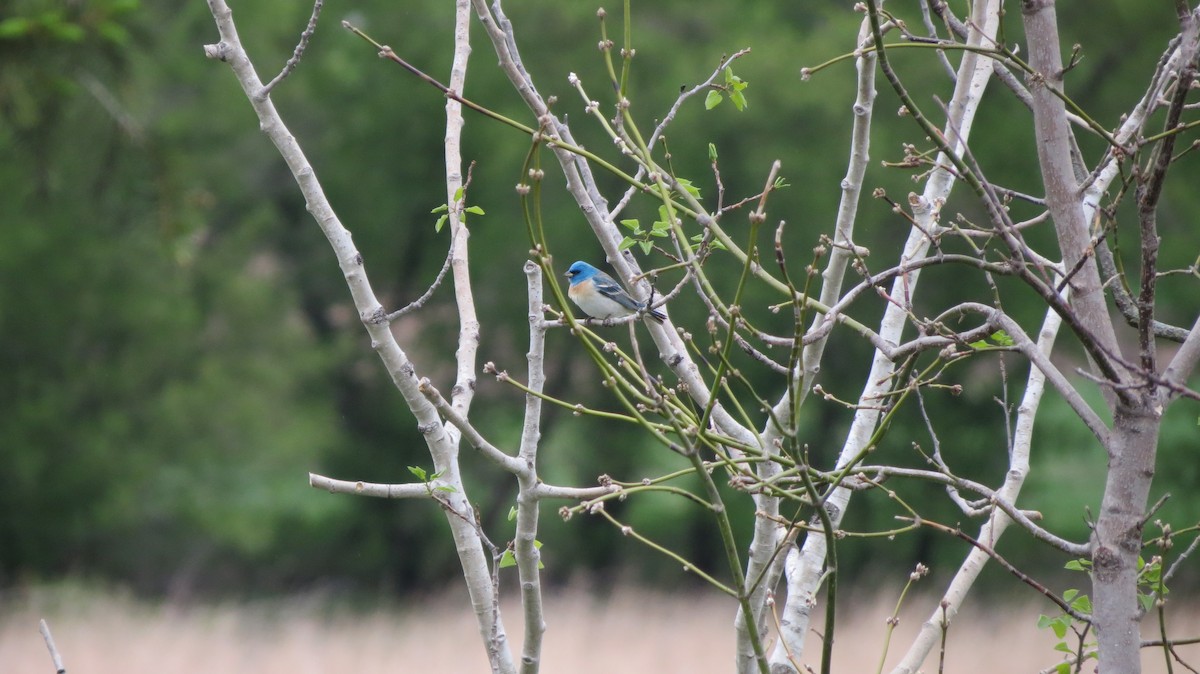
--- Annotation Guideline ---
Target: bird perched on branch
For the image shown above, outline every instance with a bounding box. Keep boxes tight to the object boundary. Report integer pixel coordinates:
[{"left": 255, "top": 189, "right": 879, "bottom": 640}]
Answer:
[{"left": 564, "top": 261, "right": 665, "bottom": 323}]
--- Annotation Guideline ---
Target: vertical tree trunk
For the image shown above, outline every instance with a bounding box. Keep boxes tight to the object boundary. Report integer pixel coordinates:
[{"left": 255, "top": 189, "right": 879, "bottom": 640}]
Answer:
[{"left": 1092, "top": 399, "right": 1161, "bottom": 674}]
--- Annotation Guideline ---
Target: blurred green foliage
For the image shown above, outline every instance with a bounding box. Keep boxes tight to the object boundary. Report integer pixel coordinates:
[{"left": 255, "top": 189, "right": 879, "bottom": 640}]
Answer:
[{"left": 1, "top": 0, "right": 1197, "bottom": 599}]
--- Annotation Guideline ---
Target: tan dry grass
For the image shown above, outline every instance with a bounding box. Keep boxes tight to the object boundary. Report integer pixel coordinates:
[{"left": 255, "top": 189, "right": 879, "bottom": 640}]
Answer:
[{"left": 1, "top": 585, "right": 1197, "bottom": 673}]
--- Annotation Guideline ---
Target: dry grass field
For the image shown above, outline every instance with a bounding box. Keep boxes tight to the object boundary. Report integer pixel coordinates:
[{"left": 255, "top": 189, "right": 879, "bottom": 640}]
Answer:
[{"left": 2, "top": 584, "right": 1196, "bottom": 673}]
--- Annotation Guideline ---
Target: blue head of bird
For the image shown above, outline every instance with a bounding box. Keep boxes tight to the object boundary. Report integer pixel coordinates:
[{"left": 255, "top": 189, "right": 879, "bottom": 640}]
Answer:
[{"left": 564, "top": 260, "right": 598, "bottom": 284}]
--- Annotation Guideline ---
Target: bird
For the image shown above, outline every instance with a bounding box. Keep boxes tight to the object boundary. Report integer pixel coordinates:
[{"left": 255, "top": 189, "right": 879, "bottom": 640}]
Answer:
[{"left": 564, "top": 261, "right": 666, "bottom": 323}]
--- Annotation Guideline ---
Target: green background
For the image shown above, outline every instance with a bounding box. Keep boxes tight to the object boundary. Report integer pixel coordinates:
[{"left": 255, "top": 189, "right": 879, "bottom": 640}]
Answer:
[{"left": 2, "top": 0, "right": 1198, "bottom": 599}]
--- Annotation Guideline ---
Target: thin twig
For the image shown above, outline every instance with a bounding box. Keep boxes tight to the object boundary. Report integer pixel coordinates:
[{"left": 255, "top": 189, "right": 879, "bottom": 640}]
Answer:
[
  {"left": 260, "top": 0, "right": 324, "bottom": 97},
  {"left": 39, "top": 619, "right": 66, "bottom": 674}
]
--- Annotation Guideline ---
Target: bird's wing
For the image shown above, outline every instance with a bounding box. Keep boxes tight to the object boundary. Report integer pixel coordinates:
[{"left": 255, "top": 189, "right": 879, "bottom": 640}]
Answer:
[{"left": 591, "top": 271, "right": 643, "bottom": 311}]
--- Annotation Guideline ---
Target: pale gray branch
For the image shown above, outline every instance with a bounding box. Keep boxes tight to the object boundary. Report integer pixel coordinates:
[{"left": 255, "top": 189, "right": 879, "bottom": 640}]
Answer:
[{"left": 309, "top": 473, "right": 435, "bottom": 499}]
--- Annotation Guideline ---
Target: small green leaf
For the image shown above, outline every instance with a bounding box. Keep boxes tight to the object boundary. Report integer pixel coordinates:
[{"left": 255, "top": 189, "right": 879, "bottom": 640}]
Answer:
[
  {"left": 1139, "top": 593, "right": 1155, "bottom": 613},
  {"left": 431, "top": 204, "right": 449, "bottom": 214},
  {"left": 638, "top": 240, "right": 653, "bottom": 255},
  {"left": 97, "top": 21, "right": 130, "bottom": 45},
  {"left": 0, "top": 17, "right": 33, "bottom": 38},
  {"left": 704, "top": 90, "right": 723, "bottom": 110},
  {"left": 708, "top": 143, "right": 718, "bottom": 163},
  {"left": 1065, "top": 559, "right": 1088, "bottom": 571},
  {"left": 1037, "top": 614, "right": 1071, "bottom": 639},
  {"left": 465, "top": 205, "right": 485, "bottom": 216},
  {"left": 691, "top": 233, "right": 726, "bottom": 251},
  {"left": 618, "top": 236, "right": 637, "bottom": 251},
  {"left": 1055, "top": 662, "right": 1071, "bottom": 674},
  {"left": 675, "top": 177, "right": 701, "bottom": 198},
  {"left": 499, "top": 541, "right": 545, "bottom": 569},
  {"left": 47, "top": 21, "right": 85, "bottom": 42},
  {"left": 407, "top": 465, "right": 428, "bottom": 481},
  {"left": 619, "top": 218, "right": 641, "bottom": 231},
  {"left": 434, "top": 214, "right": 449, "bottom": 232},
  {"left": 1054, "top": 642, "right": 1073, "bottom": 653},
  {"left": 990, "top": 329, "right": 1014, "bottom": 346},
  {"left": 1062, "top": 589, "right": 1078, "bottom": 602},
  {"left": 1072, "top": 595, "right": 1092, "bottom": 613},
  {"left": 434, "top": 485, "right": 457, "bottom": 493},
  {"left": 453, "top": 186, "right": 465, "bottom": 201},
  {"left": 651, "top": 219, "right": 672, "bottom": 232},
  {"left": 507, "top": 506, "right": 518, "bottom": 521},
  {"left": 730, "top": 90, "right": 747, "bottom": 111},
  {"left": 969, "top": 340, "right": 988, "bottom": 349}
]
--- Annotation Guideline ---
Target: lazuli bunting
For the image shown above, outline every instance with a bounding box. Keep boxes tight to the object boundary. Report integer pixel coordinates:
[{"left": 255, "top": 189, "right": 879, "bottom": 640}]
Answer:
[{"left": 564, "top": 261, "right": 665, "bottom": 323}]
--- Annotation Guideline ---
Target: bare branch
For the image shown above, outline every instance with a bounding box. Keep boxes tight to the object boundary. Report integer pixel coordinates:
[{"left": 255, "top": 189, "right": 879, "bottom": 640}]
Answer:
[
  {"left": 308, "top": 473, "right": 435, "bottom": 499},
  {"left": 39, "top": 619, "right": 66, "bottom": 674},
  {"left": 260, "top": 0, "right": 324, "bottom": 97}
]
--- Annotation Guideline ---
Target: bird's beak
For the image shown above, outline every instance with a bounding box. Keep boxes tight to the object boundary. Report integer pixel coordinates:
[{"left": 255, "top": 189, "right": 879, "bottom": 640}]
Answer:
[{"left": 563, "top": 271, "right": 571, "bottom": 278}]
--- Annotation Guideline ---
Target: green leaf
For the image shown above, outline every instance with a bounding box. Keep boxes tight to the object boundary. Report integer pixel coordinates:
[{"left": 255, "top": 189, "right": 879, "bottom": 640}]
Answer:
[
  {"left": 0, "top": 17, "right": 33, "bottom": 38},
  {"left": 691, "top": 233, "right": 726, "bottom": 251},
  {"left": 704, "top": 90, "right": 723, "bottom": 110},
  {"left": 1037, "top": 614, "right": 1070, "bottom": 639},
  {"left": 498, "top": 540, "right": 544, "bottom": 569},
  {"left": 708, "top": 143, "right": 718, "bottom": 163},
  {"left": 1065, "top": 559, "right": 1089, "bottom": 571},
  {"left": 97, "top": 21, "right": 130, "bottom": 46},
  {"left": 990, "top": 329, "right": 1014, "bottom": 346},
  {"left": 453, "top": 186, "right": 465, "bottom": 201},
  {"left": 638, "top": 240, "right": 653, "bottom": 255},
  {"left": 465, "top": 205, "right": 485, "bottom": 216},
  {"left": 618, "top": 236, "right": 637, "bottom": 251},
  {"left": 1055, "top": 663, "right": 1071, "bottom": 674},
  {"left": 507, "top": 506, "right": 518, "bottom": 522},
  {"left": 434, "top": 485, "right": 457, "bottom": 493},
  {"left": 434, "top": 214, "right": 448, "bottom": 232},
  {"left": 651, "top": 219, "right": 672, "bottom": 232},
  {"left": 1139, "top": 593, "right": 1155, "bottom": 613},
  {"left": 407, "top": 465, "right": 428, "bottom": 481},
  {"left": 1071, "top": 595, "right": 1092, "bottom": 613},
  {"left": 431, "top": 204, "right": 449, "bottom": 214},
  {"left": 675, "top": 177, "right": 701, "bottom": 198},
  {"left": 969, "top": 340, "right": 988, "bottom": 349},
  {"left": 46, "top": 20, "right": 85, "bottom": 42},
  {"left": 619, "top": 218, "right": 641, "bottom": 231},
  {"left": 1054, "top": 642, "right": 1073, "bottom": 653},
  {"left": 730, "top": 90, "right": 747, "bottom": 111},
  {"left": 1062, "top": 589, "right": 1078, "bottom": 602}
]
